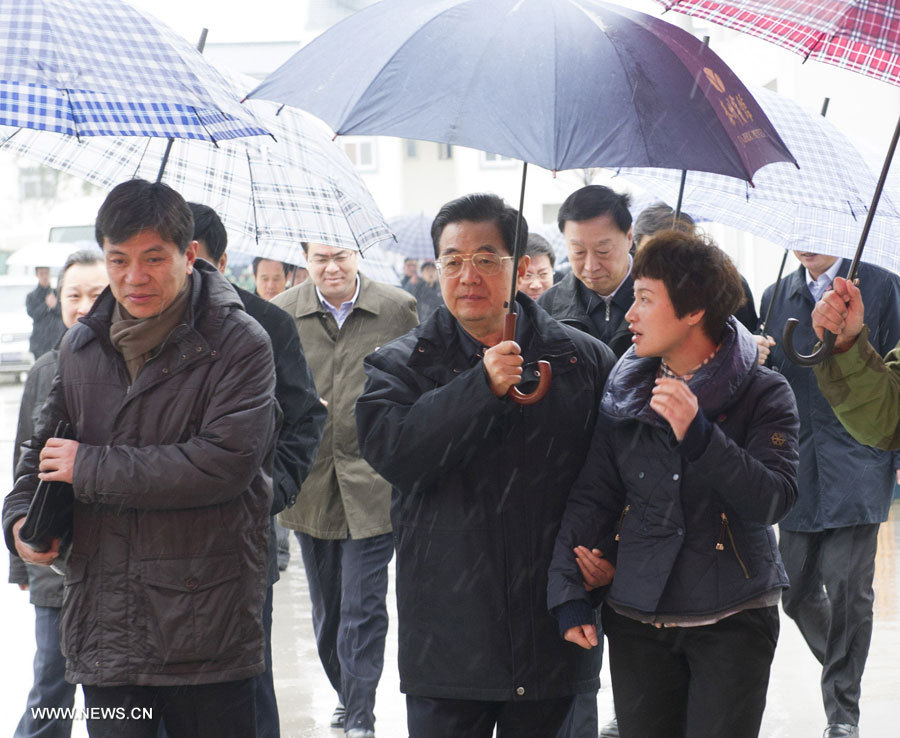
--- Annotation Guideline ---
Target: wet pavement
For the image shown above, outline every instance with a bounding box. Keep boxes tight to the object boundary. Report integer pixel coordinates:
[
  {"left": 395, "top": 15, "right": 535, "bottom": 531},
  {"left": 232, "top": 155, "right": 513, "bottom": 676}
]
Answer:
[{"left": 1, "top": 376, "right": 898, "bottom": 737}]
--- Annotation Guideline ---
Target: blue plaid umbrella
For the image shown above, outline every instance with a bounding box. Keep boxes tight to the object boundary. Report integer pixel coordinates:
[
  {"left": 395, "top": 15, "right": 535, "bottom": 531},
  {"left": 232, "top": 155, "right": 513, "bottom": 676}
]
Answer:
[
  {"left": 385, "top": 214, "right": 435, "bottom": 261},
  {"left": 0, "top": 0, "right": 266, "bottom": 141},
  {"left": 615, "top": 85, "right": 900, "bottom": 274},
  {"left": 0, "top": 69, "right": 393, "bottom": 262}
]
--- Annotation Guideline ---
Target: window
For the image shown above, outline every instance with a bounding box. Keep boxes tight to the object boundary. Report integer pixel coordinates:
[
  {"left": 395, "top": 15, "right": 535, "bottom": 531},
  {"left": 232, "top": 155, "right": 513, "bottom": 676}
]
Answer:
[
  {"left": 404, "top": 139, "right": 418, "bottom": 158},
  {"left": 19, "top": 166, "right": 58, "bottom": 200},
  {"left": 340, "top": 138, "right": 377, "bottom": 171},
  {"left": 437, "top": 143, "right": 453, "bottom": 160},
  {"left": 480, "top": 151, "right": 517, "bottom": 168}
]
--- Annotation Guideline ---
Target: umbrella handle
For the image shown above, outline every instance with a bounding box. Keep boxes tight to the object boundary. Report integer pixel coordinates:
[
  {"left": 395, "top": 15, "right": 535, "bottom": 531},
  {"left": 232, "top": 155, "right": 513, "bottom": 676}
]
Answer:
[
  {"left": 503, "top": 313, "right": 552, "bottom": 405},
  {"left": 781, "top": 318, "right": 836, "bottom": 366}
]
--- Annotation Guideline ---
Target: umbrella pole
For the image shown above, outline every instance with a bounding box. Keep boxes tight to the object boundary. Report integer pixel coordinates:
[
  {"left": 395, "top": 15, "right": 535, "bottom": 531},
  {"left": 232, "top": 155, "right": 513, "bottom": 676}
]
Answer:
[
  {"left": 783, "top": 111, "right": 900, "bottom": 365},
  {"left": 758, "top": 249, "right": 789, "bottom": 336},
  {"left": 673, "top": 36, "right": 710, "bottom": 223},
  {"left": 157, "top": 28, "right": 209, "bottom": 182},
  {"left": 503, "top": 161, "right": 551, "bottom": 405}
]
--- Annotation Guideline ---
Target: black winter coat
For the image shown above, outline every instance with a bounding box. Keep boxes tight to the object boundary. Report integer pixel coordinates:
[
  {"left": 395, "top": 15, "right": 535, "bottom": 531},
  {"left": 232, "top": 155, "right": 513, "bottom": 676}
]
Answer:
[
  {"left": 356, "top": 296, "right": 616, "bottom": 701},
  {"left": 549, "top": 319, "right": 799, "bottom": 623},
  {"left": 761, "top": 260, "right": 900, "bottom": 531},
  {"left": 3, "top": 261, "right": 278, "bottom": 687}
]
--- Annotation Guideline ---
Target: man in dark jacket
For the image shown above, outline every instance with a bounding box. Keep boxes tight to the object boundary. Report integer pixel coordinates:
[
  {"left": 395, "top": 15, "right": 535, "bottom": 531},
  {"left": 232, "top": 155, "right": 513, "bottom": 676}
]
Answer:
[
  {"left": 3, "top": 180, "right": 278, "bottom": 738},
  {"left": 356, "top": 194, "right": 617, "bottom": 738},
  {"left": 538, "top": 185, "right": 634, "bottom": 359},
  {"left": 549, "top": 230, "right": 799, "bottom": 738},
  {"left": 189, "top": 203, "right": 326, "bottom": 738},
  {"left": 25, "top": 266, "right": 66, "bottom": 359},
  {"left": 760, "top": 252, "right": 900, "bottom": 738}
]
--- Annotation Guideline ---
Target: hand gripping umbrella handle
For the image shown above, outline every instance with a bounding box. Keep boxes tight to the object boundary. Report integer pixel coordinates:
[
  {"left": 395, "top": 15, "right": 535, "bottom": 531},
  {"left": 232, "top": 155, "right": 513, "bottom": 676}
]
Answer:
[
  {"left": 782, "top": 318, "right": 836, "bottom": 367},
  {"left": 503, "top": 313, "right": 552, "bottom": 405}
]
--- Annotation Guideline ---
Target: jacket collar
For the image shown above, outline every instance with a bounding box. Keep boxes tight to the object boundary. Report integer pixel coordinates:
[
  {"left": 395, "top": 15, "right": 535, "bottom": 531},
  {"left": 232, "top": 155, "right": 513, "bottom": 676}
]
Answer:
[
  {"left": 290, "top": 271, "right": 381, "bottom": 318},
  {"left": 601, "top": 316, "right": 759, "bottom": 426},
  {"left": 786, "top": 258, "right": 850, "bottom": 303}
]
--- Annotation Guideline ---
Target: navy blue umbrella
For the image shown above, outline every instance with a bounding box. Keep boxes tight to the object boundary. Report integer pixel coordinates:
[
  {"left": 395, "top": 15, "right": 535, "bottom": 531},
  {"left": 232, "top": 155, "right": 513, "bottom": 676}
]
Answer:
[{"left": 250, "top": 0, "right": 796, "bottom": 402}]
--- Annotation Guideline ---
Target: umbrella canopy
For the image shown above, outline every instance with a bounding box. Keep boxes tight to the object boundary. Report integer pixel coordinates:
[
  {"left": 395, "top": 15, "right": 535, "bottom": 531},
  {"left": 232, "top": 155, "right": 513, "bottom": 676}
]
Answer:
[
  {"left": 0, "top": 70, "right": 395, "bottom": 264},
  {"left": 616, "top": 85, "right": 900, "bottom": 272},
  {"left": 658, "top": 0, "right": 900, "bottom": 86},
  {"left": 385, "top": 214, "right": 435, "bottom": 261},
  {"left": 0, "top": 0, "right": 266, "bottom": 141},
  {"left": 249, "top": 0, "right": 796, "bottom": 181}
]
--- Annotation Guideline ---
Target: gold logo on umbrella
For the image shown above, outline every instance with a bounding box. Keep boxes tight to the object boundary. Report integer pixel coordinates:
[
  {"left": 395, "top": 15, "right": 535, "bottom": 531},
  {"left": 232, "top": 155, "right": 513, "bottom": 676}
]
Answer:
[{"left": 704, "top": 68, "right": 726, "bottom": 93}]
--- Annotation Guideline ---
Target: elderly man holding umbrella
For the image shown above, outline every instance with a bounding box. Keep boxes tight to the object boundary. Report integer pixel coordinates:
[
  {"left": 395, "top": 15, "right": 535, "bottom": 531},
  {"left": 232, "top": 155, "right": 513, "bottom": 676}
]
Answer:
[{"left": 356, "top": 194, "right": 616, "bottom": 737}]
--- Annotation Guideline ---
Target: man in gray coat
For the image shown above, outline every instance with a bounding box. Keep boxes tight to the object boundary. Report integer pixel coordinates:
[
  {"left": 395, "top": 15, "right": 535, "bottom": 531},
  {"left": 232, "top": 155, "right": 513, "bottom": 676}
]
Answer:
[
  {"left": 271, "top": 243, "right": 417, "bottom": 738},
  {"left": 4, "top": 180, "right": 278, "bottom": 738}
]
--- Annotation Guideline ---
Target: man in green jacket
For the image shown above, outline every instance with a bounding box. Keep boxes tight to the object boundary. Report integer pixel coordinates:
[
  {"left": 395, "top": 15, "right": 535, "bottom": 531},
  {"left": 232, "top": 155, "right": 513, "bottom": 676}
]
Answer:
[
  {"left": 813, "top": 275, "right": 900, "bottom": 450},
  {"left": 271, "top": 243, "right": 417, "bottom": 738}
]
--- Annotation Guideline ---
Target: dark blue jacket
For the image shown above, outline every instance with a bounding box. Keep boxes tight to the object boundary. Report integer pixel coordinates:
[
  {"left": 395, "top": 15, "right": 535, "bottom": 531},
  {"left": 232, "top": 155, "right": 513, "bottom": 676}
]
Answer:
[
  {"left": 356, "top": 295, "right": 616, "bottom": 701},
  {"left": 549, "top": 318, "right": 799, "bottom": 624},
  {"left": 761, "top": 260, "right": 900, "bottom": 531}
]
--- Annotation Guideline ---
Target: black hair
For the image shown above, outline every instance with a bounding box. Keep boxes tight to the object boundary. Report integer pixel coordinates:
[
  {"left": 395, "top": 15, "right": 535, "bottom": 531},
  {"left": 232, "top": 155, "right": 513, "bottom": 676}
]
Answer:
[
  {"left": 252, "top": 257, "right": 290, "bottom": 278},
  {"left": 188, "top": 202, "right": 227, "bottom": 263},
  {"left": 431, "top": 193, "right": 527, "bottom": 258},
  {"left": 95, "top": 179, "right": 193, "bottom": 253},
  {"left": 557, "top": 185, "right": 632, "bottom": 235},
  {"left": 633, "top": 202, "right": 695, "bottom": 244},
  {"left": 633, "top": 230, "right": 745, "bottom": 343},
  {"left": 525, "top": 233, "right": 555, "bottom": 268}
]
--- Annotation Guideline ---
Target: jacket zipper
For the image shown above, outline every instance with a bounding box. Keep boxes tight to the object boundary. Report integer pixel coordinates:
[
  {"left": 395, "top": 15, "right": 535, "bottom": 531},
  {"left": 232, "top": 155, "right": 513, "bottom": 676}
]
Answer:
[
  {"left": 614, "top": 504, "right": 630, "bottom": 541},
  {"left": 717, "top": 513, "right": 751, "bottom": 579}
]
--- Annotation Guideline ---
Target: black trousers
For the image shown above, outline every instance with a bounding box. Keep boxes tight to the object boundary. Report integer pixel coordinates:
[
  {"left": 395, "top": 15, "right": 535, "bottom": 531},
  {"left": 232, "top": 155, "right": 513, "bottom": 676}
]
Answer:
[
  {"left": 779, "top": 524, "right": 879, "bottom": 725},
  {"left": 406, "top": 694, "right": 574, "bottom": 738},
  {"left": 602, "top": 606, "right": 779, "bottom": 738},
  {"left": 83, "top": 678, "right": 256, "bottom": 738}
]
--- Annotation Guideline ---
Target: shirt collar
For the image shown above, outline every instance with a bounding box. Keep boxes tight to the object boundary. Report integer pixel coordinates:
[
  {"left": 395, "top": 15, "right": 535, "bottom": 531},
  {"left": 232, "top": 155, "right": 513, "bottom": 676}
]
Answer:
[
  {"left": 315, "top": 275, "right": 361, "bottom": 312},
  {"left": 805, "top": 259, "right": 842, "bottom": 299}
]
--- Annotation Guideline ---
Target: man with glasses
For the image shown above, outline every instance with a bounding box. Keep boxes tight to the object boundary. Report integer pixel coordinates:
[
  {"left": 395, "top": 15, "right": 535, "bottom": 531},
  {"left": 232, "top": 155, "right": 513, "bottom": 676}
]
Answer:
[
  {"left": 356, "top": 194, "right": 616, "bottom": 738},
  {"left": 271, "top": 242, "right": 417, "bottom": 738},
  {"left": 539, "top": 185, "right": 635, "bottom": 359}
]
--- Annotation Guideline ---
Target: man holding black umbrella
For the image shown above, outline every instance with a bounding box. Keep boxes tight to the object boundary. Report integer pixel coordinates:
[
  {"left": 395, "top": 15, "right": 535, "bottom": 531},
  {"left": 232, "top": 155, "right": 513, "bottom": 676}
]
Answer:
[{"left": 356, "top": 193, "right": 616, "bottom": 738}]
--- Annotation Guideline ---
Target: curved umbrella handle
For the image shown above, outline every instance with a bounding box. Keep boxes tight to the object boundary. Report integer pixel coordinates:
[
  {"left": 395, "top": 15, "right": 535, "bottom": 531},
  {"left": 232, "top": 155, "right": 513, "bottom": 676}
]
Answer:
[
  {"left": 782, "top": 318, "right": 836, "bottom": 367},
  {"left": 503, "top": 313, "right": 552, "bottom": 405}
]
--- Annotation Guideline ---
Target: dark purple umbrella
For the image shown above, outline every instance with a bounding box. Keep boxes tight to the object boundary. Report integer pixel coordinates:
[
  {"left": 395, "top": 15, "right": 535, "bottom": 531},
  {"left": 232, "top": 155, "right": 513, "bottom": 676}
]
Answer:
[{"left": 250, "top": 0, "right": 796, "bottom": 401}]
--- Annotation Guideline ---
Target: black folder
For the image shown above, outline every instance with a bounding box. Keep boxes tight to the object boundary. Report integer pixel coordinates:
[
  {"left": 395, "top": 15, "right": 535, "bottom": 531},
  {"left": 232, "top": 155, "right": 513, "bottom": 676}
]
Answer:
[{"left": 19, "top": 421, "right": 74, "bottom": 553}]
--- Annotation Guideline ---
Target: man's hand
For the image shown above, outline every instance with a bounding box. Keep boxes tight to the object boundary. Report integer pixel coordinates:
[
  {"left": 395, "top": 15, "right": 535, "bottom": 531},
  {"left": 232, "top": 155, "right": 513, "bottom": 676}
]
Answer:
[
  {"left": 650, "top": 378, "right": 698, "bottom": 441},
  {"left": 39, "top": 438, "right": 79, "bottom": 484},
  {"left": 574, "top": 546, "right": 615, "bottom": 590},
  {"left": 754, "top": 334, "right": 775, "bottom": 365},
  {"left": 18, "top": 583, "right": 29, "bottom": 591},
  {"left": 483, "top": 340, "right": 524, "bottom": 397},
  {"left": 45, "top": 292, "right": 58, "bottom": 309},
  {"left": 564, "top": 624, "right": 599, "bottom": 650},
  {"left": 12, "top": 518, "right": 60, "bottom": 566},
  {"left": 812, "top": 277, "right": 864, "bottom": 353}
]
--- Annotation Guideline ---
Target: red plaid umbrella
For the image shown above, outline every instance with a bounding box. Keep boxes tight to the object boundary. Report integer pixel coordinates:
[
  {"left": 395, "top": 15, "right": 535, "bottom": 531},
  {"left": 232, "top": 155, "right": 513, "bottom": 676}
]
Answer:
[{"left": 659, "top": 0, "right": 900, "bottom": 364}]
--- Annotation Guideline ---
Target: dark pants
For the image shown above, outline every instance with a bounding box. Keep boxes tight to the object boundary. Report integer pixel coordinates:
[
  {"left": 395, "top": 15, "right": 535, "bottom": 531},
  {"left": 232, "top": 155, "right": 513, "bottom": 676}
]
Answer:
[
  {"left": 602, "top": 606, "right": 779, "bottom": 738},
  {"left": 297, "top": 531, "right": 393, "bottom": 733},
  {"left": 274, "top": 521, "right": 291, "bottom": 570},
  {"left": 83, "top": 679, "right": 256, "bottom": 738},
  {"left": 780, "top": 524, "right": 879, "bottom": 726},
  {"left": 254, "top": 584, "right": 279, "bottom": 738},
  {"left": 407, "top": 695, "right": 574, "bottom": 738},
  {"left": 555, "top": 607, "right": 601, "bottom": 738},
  {"left": 15, "top": 605, "right": 75, "bottom": 738}
]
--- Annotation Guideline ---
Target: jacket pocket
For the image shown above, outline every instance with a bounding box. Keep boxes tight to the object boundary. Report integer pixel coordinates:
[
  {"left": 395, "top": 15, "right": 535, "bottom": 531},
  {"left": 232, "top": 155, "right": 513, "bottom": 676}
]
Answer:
[
  {"left": 59, "top": 552, "right": 89, "bottom": 659},
  {"left": 716, "top": 513, "right": 752, "bottom": 580},
  {"left": 140, "top": 551, "right": 244, "bottom": 665}
]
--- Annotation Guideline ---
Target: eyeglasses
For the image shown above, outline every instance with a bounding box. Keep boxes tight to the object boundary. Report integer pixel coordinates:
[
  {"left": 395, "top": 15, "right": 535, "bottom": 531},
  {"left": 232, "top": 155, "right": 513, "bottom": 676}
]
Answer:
[{"left": 434, "top": 253, "right": 514, "bottom": 278}]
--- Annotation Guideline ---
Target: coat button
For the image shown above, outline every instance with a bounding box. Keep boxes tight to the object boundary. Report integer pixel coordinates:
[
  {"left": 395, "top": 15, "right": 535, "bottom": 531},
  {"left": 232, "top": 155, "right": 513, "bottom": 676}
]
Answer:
[
  {"left": 196, "top": 346, "right": 203, "bottom": 352},
  {"left": 161, "top": 367, "right": 169, "bottom": 374},
  {"left": 638, "top": 471, "right": 645, "bottom": 479},
  {"left": 672, "top": 473, "right": 680, "bottom": 481},
  {"left": 569, "top": 356, "right": 577, "bottom": 364},
  {"left": 185, "top": 578, "right": 198, "bottom": 591},
  {"left": 417, "top": 346, "right": 425, "bottom": 353},
  {"left": 180, "top": 354, "right": 186, "bottom": 360},
  {"left": 516, "top": 687, "right": 525, "bottom": 696},
  {"left": 677, "top": 528, "right": 684, "bottom": 536},
  {"left": 210, "top": 350, "right": 217, "bottom": 357}
]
